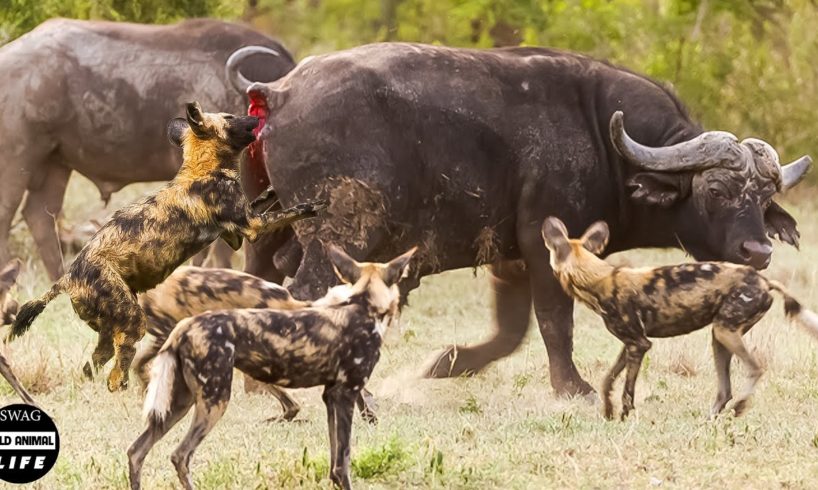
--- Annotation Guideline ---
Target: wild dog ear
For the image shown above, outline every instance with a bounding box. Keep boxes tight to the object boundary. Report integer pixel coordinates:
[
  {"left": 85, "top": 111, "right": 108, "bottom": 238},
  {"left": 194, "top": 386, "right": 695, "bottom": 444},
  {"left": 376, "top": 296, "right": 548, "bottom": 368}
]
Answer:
[
  {"left": 383, "top": 247, "right": 417, "bottom": 286},
  {"left": 626, "top": 172, "right": 691, "bottom": 207},
  {"left": 185, "top": 101, "right": 208, "bottom": 138},
  {"left": 542, "top": 217, "right": 572, "bottom": 264},
  {"left": 167, "top": 118, "right": 189, "bottom": 147},
  {"left": 765, "top": 200, "right": 800, "bottom": 249},
  {"left": 327, "top": 245, "right": 361, "bottom": 284},
  {"left": 581, "top": 221, "right": 610, "bottom": 255},
  {"left": 0, "top": 259, "right": 22, "bottom": 292}
]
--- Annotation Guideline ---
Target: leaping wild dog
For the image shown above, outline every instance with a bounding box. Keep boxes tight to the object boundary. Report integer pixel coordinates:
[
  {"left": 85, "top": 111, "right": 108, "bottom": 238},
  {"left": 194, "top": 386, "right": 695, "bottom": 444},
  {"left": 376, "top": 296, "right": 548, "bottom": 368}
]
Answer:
[
  {"left": 8, "top": 102, "right": 327, "bottom": 392},
  {"left": 132, "top": 265, "right": 378, "bottom": 423},
  {"left": 0, "top": 260, "right": 36, "bottom": 405},
  {"left": 128, "top": 246, "right": 416, "bottom": 490},
  {"left": 541, "top": 216, "right": 818, "bottom": 420}
]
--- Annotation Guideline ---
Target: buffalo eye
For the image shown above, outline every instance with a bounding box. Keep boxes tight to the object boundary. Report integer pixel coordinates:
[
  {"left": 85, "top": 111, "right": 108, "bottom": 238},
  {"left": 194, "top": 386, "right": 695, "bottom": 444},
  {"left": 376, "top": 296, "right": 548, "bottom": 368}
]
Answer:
[{"left": 708, "top": 188, "right": 724, "bottom": 200}]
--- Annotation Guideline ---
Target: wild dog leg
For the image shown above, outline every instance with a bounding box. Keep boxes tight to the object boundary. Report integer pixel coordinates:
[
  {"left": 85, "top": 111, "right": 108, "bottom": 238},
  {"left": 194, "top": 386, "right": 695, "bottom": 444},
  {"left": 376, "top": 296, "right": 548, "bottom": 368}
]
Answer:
[
  {"left": 0, "top": 352, "right": 36, "bottom": 406},
  {"left": 620, "top": 339, "right": 652, "bottom": 420},
  {"left": 108, "top": 304, "right": 146, "bottom": 392},
  {"left": 243, "top": 200, "right": 329, "bottom": 242},
  {"left": 83, "top": 329, "right": 114, "bottom": 379},
  {"left": 324, "top": 385, "right": 357, "bottom": 490},
  {"left": 425, "top": 260, "right": 530, "bottom": 378},
  {"left": 713, "top": 325, "right": 763, "bottom": 416},
  {"left": 601, "top": 347, "right": 627, "bottom": 420},
  {"left": 172, "top": 398, "right": 230, "bottom": 490},
  {"left": 128, "top": 390, "right": 194, "bottom": 490},
  {"left": 710, "top": 332, "right": 734, "bottom": 417}
]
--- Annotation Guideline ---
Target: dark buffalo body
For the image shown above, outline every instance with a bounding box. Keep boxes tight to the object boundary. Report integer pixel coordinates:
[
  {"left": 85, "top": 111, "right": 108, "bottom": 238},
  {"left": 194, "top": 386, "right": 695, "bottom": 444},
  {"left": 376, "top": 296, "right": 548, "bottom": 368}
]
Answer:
[{"left": 243, "top": 43, "right": 810, "bottom": 395}]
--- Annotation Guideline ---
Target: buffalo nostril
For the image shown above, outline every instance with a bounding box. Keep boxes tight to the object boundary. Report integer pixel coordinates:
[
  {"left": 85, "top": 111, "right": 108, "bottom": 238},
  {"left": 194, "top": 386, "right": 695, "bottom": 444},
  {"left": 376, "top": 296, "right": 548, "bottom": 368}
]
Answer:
[{"left": 740, "top": 240, "right": 772, "bottom": 269}]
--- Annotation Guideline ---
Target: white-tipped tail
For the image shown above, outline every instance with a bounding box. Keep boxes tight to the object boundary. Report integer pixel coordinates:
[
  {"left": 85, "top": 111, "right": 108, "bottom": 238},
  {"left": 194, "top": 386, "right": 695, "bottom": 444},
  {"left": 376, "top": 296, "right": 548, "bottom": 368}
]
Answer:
[
  {"left": 791, "top": 308, "right": 818, "bottom": 342},
  {"left": 142, "top": 350, "right": 176, "bottom": 423}
]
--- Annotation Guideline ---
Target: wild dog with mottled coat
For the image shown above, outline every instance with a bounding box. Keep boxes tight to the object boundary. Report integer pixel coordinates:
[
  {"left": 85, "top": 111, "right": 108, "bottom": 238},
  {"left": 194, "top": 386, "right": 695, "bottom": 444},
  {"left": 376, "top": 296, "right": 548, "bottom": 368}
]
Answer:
[
  {"left": 128, "top": 246, "right": 415, "bottom": 490},
  {"left": 132, "top": 265, "right": 377, "bottom": 423},
  {"left": 8, "top": 102, "right": 326, "bottom": 392},
  {"left": 0, "top": 260, "right": 36, "bottom": 405},
  {"left": 541, "top": 216, "right": 818, "bottom": 420}
]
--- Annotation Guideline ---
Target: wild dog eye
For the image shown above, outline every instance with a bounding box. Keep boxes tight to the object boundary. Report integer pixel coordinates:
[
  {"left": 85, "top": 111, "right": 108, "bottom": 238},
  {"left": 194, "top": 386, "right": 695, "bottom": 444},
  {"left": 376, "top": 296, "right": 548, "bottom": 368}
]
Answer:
[{"left": 223, "top": 115, "right": 235, "bottom": 120}]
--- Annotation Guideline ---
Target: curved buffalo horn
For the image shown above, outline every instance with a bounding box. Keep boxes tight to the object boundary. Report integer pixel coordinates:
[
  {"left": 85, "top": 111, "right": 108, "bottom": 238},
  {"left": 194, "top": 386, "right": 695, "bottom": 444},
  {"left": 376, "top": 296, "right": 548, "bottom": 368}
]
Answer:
[
  {"left": 780, "top": 155, "right": 812, "bottom": 190},
  {"left": 609, "top": 111, "right": 742, "bottom": 172},
  {"left": 225, "top": 46, "right": 282, "bottom": 94}
]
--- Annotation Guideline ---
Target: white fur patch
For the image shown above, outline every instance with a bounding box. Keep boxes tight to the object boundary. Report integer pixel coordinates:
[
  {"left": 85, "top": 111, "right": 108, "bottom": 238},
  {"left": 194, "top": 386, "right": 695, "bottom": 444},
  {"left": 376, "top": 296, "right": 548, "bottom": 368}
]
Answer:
[
  {"left": 337, "top": 370, "right": 348, "bottom": 383},
  {"left": 143, "top": 351, "right": 176, "bottom": 422},
  {"left": 795, "top": 308, "right": 818, "bottom": 341},
  {"left": 739, "top": 293, "right": 753, "bottom": 303},
  {"left": 701, "top": 264, "right": 714, "bottom": 272},
  {"left": 353, "top": 357, "right": 363, "bottom": 365}
]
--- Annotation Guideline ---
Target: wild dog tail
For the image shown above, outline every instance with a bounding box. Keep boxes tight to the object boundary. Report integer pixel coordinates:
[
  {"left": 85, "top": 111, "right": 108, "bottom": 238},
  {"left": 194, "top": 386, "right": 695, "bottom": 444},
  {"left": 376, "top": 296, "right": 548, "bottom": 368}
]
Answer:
[
  {"left": 142, "top": 319, "right": 191, "bottom": 424},
  {"left": 768, "top": 280, "right": 818, "bottom": 341},
  {"left": 7, "top": 280, "right": 64, "bottom": 341}
]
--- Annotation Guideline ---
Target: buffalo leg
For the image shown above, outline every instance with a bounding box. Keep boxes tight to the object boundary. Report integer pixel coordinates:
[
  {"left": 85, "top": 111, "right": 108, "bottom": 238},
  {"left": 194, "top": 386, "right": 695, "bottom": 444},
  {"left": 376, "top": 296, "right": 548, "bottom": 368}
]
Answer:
[
  {"left": 21, "top": 163, "right": 71, "bottom": 280},
  {"left": 0, "top": 158, "right": 29, "bottom": 276},
  {"left": 425, "top": 260, "right": 531, "bottom": 377},
  {"left": 519, "top": 221, "right": 594, "bottom": 397}
]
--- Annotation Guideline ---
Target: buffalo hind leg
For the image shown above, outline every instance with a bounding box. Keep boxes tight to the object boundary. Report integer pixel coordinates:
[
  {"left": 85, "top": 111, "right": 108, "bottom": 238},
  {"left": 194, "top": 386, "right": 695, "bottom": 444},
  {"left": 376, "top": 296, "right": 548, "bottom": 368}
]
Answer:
[
  {"left": 425, "top": 260, "right": 531, "bottom": 378},
  {"left": 21, "top": 163, "right": 71, "bottom": 281}
]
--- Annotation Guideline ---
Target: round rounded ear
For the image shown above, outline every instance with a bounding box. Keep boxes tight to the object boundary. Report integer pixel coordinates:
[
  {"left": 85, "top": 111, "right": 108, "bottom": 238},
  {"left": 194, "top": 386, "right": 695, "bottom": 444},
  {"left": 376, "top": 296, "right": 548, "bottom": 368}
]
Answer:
[
  {"left": 541, "top": 216, "right": 569, "bottom": 250},
  {"left": 327, "top": 244, "right": 361, "bottom": 284},
  {"left": 185, "top": 101, "right": 208, "bottom": 138},
  {"left": 626, "top": 172, "right": 690, "bottom": 207},
  {"left": 166, "top": 118, "right": 189, "bottom": 147},
  {"left": 581, "top": 221, "right": 610, "bottom": 255}
]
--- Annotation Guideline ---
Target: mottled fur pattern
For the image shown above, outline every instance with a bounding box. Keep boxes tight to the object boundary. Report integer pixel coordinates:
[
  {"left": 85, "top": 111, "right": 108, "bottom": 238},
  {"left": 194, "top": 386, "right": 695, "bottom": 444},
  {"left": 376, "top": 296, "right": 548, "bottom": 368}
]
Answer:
[
  {"left": 132, "top": 266, "right": 377, "bottom": 423},
  {"left": 0, "top": 260, "right": 37, "bottom": 405},
  {"left": 542, "top": 216, "right": 818, "bottom": 420},
  {"left": 8, "top": 102, "right": 327, "bottom": 392},
  {"left": 128, "top": 246, "right": 415, "bottom": 490}
]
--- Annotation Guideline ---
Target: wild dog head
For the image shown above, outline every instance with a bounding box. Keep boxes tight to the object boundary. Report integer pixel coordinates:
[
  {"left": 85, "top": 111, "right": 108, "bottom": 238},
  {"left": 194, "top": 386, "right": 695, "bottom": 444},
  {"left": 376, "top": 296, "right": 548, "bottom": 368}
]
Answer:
[
  {"left": 0, "top": 260, "right": 22, "bottom": 326},
  {"left": 166, "top": 101, "right": 259, "bottom": 154},
  {"left": 326, "top": 245, "right": 417, "bottom": 317},
  {"left": 541, "top": 217, "right": 610, "bottom": 273}
]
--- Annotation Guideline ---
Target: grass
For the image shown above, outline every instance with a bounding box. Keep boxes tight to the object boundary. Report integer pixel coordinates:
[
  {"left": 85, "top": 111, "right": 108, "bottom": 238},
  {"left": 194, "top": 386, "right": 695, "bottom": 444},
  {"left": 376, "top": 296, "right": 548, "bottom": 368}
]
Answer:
[{"left": 3, "top": 175, "right": 818, "bottom": 488}]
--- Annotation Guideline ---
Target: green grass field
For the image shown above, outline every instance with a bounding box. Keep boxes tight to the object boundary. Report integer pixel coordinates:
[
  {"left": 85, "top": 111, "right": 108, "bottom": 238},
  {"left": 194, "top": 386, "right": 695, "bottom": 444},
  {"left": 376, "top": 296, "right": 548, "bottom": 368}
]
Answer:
[{"left": 3, "top": 176, "right": 818, "bottom": 489}]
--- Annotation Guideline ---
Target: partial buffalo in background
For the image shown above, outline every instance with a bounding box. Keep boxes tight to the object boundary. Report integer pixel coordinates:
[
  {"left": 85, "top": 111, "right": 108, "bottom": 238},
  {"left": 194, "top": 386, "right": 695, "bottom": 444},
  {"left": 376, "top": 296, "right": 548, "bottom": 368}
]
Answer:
[
  {"left": 0, "top": 19, "right": 294, "bottom": 280},
  {"left": 230, "top": 43, "right": 811, "bottom": 397}
]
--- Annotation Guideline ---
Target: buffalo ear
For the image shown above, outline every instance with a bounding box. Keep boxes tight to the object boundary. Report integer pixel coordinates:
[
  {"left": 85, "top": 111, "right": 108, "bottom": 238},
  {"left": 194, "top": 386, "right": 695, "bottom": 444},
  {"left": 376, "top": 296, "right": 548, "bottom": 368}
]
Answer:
[
  {"left": 765, "top": 200, "right": 800, "bottom": 249},
  {"left": 0, "top": 259, "right": 21, "bottom": 293},
  {"left": 327, "top": 245, "right": 361, "bottom": 284},
  {"left": 185, "top": 101, "right": 208, "bottom": 138},
  {"left": 626, "top": 172, "right": 690, "bottom": 207},
  {"left": 383, "top": 247, "right": 417, "bottom": 286},
  {"left": 581, "top": 221, "right": 610, "bottom": 255},
  {"left": 541, "top": 217, "right": 571, "bottom": 263},
  {"left": 167, "top": 118, "right": 189, "bottom": 147}
]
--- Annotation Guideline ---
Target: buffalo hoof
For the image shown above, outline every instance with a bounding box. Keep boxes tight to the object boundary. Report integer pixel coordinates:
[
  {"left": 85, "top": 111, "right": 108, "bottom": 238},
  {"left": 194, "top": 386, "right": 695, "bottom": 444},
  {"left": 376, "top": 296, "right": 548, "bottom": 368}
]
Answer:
[
  {"left": 422, "top": 345, "right": 480, "bottom": 378},
  {"left": 551, "top": 371, "right": 595, "bottom": 398}
]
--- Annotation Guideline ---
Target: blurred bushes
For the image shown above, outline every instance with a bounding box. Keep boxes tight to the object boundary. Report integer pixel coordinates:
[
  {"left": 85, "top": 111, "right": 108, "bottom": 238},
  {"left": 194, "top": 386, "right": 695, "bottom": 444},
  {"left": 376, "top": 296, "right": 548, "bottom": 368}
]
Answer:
[{"left": 2, "top": 0, "right": 816, "bottom": 180}]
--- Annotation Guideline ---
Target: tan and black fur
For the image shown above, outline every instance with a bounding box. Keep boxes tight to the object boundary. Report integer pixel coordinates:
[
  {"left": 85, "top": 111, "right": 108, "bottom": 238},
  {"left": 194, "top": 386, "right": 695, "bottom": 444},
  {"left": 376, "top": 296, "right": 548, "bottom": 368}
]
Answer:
[
  {"left": 0, "top": 260, "right": 36, "bottom": 405},
  {"left": 128, "top": 246, "right": 415, "bottom": 490},
  {"left": 8, "top": 102, "right": 326, "bottom": 392},
  {"left": 132, "top": 266, "right": 377, "bottom": 423},
  {"left": 542, "top": 216, "right": 818, "bottom": 420}
]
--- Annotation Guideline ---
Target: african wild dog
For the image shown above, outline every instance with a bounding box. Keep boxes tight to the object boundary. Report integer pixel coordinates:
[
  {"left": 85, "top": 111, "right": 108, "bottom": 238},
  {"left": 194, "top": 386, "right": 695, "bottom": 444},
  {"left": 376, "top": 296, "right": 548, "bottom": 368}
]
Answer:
[
  {"left": 0, "top": 260, "right": 36, "bottom": 405},
  {"left": 128, "top": 245, "right": 415, "bottom": 490},
  {"left": 132, "top": 265, "right": 377, "bottom": 423},
  {"left": 541, "top": 217, "right": 818, "bottom": 420},
  {"left": 8, "top": 102, "right": 327, "bottom": 392}
]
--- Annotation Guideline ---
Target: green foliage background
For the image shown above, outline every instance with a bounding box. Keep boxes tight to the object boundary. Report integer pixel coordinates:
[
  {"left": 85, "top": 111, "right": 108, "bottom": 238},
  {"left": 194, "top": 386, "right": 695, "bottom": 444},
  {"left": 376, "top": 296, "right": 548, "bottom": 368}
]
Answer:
[{"left": 1, "top": 0, "right": 816, "bottom": 179}]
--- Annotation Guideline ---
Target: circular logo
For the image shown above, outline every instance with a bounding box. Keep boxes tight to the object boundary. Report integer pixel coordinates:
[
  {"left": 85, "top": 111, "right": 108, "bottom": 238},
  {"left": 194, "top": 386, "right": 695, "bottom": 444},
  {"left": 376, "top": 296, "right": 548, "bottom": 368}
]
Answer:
[{"left": 0, "top": 404, "right": 60, "bottom": 484}]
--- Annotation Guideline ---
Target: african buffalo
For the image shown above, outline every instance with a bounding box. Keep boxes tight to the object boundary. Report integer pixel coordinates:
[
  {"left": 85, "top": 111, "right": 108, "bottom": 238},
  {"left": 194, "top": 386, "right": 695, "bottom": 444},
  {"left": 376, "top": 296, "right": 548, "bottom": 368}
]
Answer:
[
  {"left": 229, "top": 43, "right": 811, "bottom": 396},
  {"left": 0, "top": 18, "right": 294, "bottom": 280}
]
